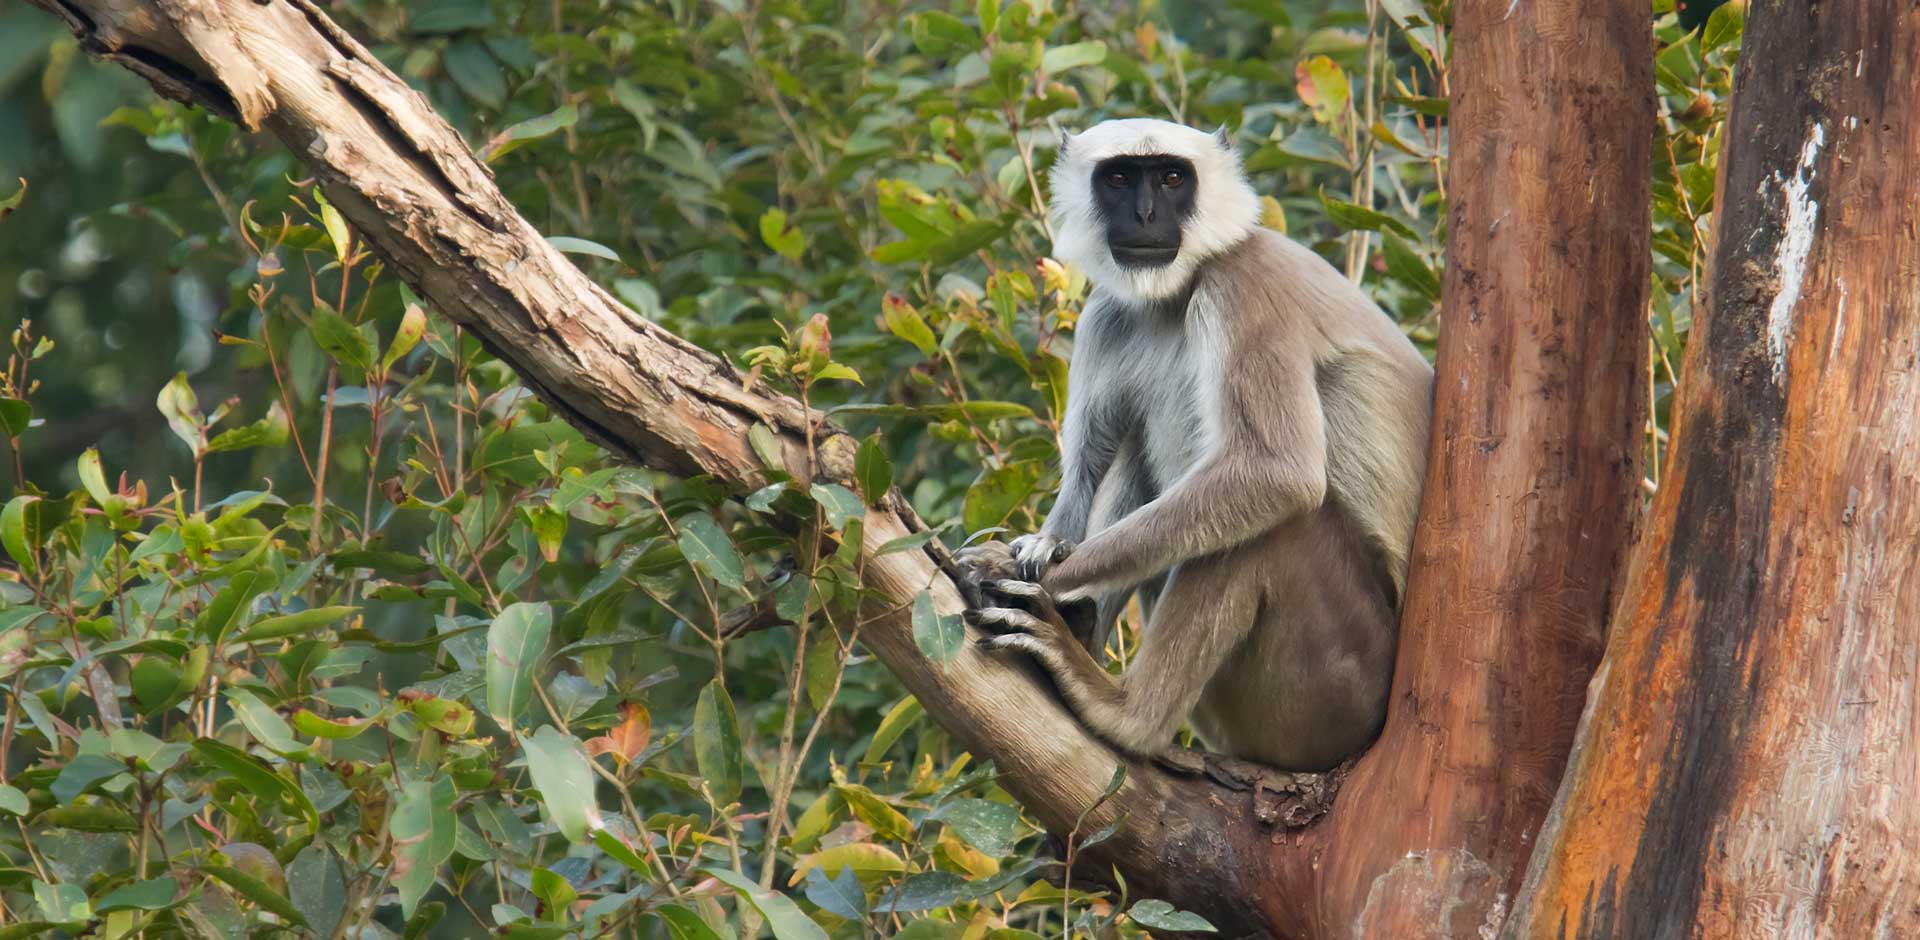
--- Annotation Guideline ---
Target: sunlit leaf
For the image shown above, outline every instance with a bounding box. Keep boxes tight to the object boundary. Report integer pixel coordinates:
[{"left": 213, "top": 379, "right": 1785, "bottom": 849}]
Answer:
[
  {"left": 485, "top": 602, "right": 552, "bottom": 731},
  {"left": 693, "top": 680, "right": 743, "bottom": 803},
  {"left": 522, "top": 725, "right": 601, "bottom": 842}
]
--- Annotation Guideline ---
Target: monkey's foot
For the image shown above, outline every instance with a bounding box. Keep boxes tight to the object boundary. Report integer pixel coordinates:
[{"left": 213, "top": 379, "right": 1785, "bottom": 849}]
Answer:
[{"left": 1153, "top": 747, "right": 1346, "bottom": 829}]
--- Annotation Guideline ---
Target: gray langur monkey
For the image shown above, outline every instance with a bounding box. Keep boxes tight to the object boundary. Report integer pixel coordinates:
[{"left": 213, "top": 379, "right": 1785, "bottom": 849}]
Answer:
[{"left": 957, "top": 119, "right": 1433, "bottom": 771}]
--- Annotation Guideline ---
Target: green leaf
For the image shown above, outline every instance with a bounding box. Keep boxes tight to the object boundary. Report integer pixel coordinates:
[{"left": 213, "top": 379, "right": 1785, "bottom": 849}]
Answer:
[
  {"left": 311, "top": 304, "right": 376, "bottom": 374},
  {"left": 444, "top": 40, "right": 506, "bottom": 109},
  {"left": 809, "top": 484, "right": 865, "bottom": 532},
  {"left": 483, "top": 104, "right": 579, "bottom": 161},
  {"left": 390, "top": 777, "right": 457, "bottom": 918},
  {"left": 1041, "top": 41, "right": 1105, "bottom": 73},
  {"left": 548, "top": 236, "right": 621, "bottom": 261},
  {"left": 77, "top": 448, "right": 110, "bottom": 505},
  {"left": 855, "top": 435, "right": 893, "bottom": 504},
  {"left": 1702, "top": 1, "right": 1745, "bottom": 52},
  {"left": 654, "top": 904, "right": 731, "bottom": 940},
  {"left": 864, "top": 699, "right": 923, "bottom": 768},
  {"left": 677, "top": 512, "right": 744, "bottom": 591},
  {"left": 383, "top": 303, "right": 428, "bottom": 373},
  {"left": 760, "top": 208, "right": 806, "bottom": 261},
  {"left": 193, "top": 568, "right": 274, "bottom": 644},
  {"left": 830, "top": 401, "right": 1031, "bottom": 423},
  {"left": 51, "top": 754, "right": 125, "bottom": 804},
  {"left": 703, "top": 867, "right": 829, "bottom": 940},
  {"left": 318, "top": 196, "right": 353, "bottom": 263},
  {"left": 191, "top": 739, "right": 318, "bottom": 827},
  {"left": 0, "top": 784, "right": 27, "bottom": 815},
  {"left": 288, "top": 846, "right": 346, "bottom": 940},
  {"left": 962, "top": 462, "right": 1041, "bottom": 534},
  {"left": 880, "top": 294, "right": 938, "bottom": 358},
  {"left": 96, "top": 876, "right": 177, "bottom": 912},
  {"left": 33, "top": 880, "right": 89, "bottom": 923},
  {"left": 291, "top": 709, "right": 374, "bottom": 740},
  {"left": 1127, "top": 900, "right": 1217, "bottom": 933},
  {"left": 227, "top": 689, "right": 304, "bottom": 757},
  {"left": 804, "top": 866, "right": 867, "bottom": 920},
  {"left": 1382, "top": 236, "right": 1441, "bottom": 300},
  {"left": 155, "top": 372, "right": 204, "bottom": 455},
  {"left": 833, "top": 784, "right": 912, "bottom": 842},
  {"left": 521, "top": 726, "right": 600, "bottom": 842},
  {"left": 693, "top": 680, "right": 743, "bottom": 803},
  {"left": 0, "top": 398, "right": 30, "bottom": 438},
  {"left": 1, "top": 495, "right": 40, "bottom": 576},
  {"left": 0, "top": 178, "right": 24, "bottom": 218},
  {"left": 1318, "top": 193, "right": 1417, "bottom": 239},
  {"left": 932, "top": 799, "right": 1021, "bottom": 856},
  {"left": 234, "top": 605, "right": 357, "bottom": 643},
  {"left": 912, "top": 592, "right": 964, "bottom": 664},
  {"left": 486, "top": 602, "right": 552, "bottom": 731},
  {"left": 872, "top": 871, "right": 967, "bottom": 913},
  {"left": 1297, "top": 55, "right": 1352, "bottom": 126},
  {"left": 207, "top": 401, "right": 291, "bottom": 453}
]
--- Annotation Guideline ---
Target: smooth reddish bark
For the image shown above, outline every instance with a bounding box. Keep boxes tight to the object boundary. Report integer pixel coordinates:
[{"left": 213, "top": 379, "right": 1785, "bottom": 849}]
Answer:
[{"left": 1500, "top": 3, "right": 1920, "bottom": 935}]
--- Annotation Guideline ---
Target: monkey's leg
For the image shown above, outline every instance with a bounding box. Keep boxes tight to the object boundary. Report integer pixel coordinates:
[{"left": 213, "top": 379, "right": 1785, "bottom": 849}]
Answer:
[{"left": 972, "top": 554, "right": 1260, "bottom": 758}]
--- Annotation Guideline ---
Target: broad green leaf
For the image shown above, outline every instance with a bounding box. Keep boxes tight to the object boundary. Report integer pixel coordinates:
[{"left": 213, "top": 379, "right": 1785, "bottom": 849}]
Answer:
[
  {"left": 791, "top": 842, "right": 906, "bottom": 883},
  {"left": 52, "top": 754, "right": 125, "bottom": 804},
  {"left": 0, "top": 398, "right": 30, "bottom": 438},
  {"left": 292, "top": 709, "right": 374, "bottom": 740},
  {"left": 444, "top": 40, "right": 506, "bottom": 109},
  {"left": 234, "top": 605, "right": 357, "bottom": 643},
  {"left": 548, "top": 236, "right": 621, "bottom": 261},
  {"left": 1, "top": 495, "right": 40, "bottom": 576},
  {"left": 1127, "top": 899, "right": 1217, "bottom": 933},
  {"left": 384, "top": 303, "right": 428, "bottom": 372},
  {"left": 483, "top": 104, "right": 580, "bottom": 161},
  {"left": 204, "top": 860, "right": 307, "bottom": 926},
  {"left": 77, "top": 448, "right": 111, "bottom": 505},
  {"left": 809, "top": 483, "right": 864, "bottom": 532},
  {"left": 872, "top": 871, "right": 967, "bottom": 913},
  {"left": 1296, "top": 55, "right": 1351, "bottom": 126},
  {"left": 227, "top": 688, "right": 303, "bottom": 757},
  {"left": 318, "top": 195, "right": 352, "bottom": 262},
  {"left": 931, "top": 798, "right": 1022, "bottom": 856},
  {"left": 863, "top": 696, "right": 925, "bottom": 765},
  {"left": 912, "top": 592, "right": 964, "bottom": 664},
  {"left": 521, "top": 725, "right": 600, "bottom": 842},
  {"left": 760, "top": 208, "right": 805, "bottom": 261},
  {"left": 693, "top": 680, "right": 743, "bottom": 803},
  {"left": 833, "top": 784, "right": 912, "bottom": 842},
  {"left": 96, "top": 876, "right": 177, "bottom": 912},
  {"left": 804, "top": 866, "right": 867, "bottom": 920},
  {"left": 0, "top": 784, "right": 27, "bottom": 815},
  {"left": 191, "top": 739, "right": 318, "bottom": 827},
  {"left": 855, "top": 435, "right": 893, "bottom": 504},
  {"left": 156, "top": 372, "right": 205, "bottom": 455},
  {"left": 1041, "top": 41, "right": 1105, "bottom": 73},
  {"left": 288, "top": 846, "right": 347, "bottom": 940},
  {"left": 654, "top": 904, "right": 731, "bottom": 940},
  {"left": 1318, "top": 193, "right": 1418, "bottom": 239},
  {"left": 33, "top": 880, "right": 89, "bottom": 923},
  {"left": 310, "top": 304, "right": 375, "bottom": 374},
  {"left": 703, "top": 867, "right": 829, "bottom": 940},
  {"left": 677, "top": 512, "right": 744, "bottom": 591},
  {"left": 962, "top": 461, "right": 1041, "bottom": 534},
  {"left": 207, "top": 401, "right": 291, "bottom": 453},
  {"left": 390, "top": 777, "right": 457, "bottom": 918},
  {"left": 485, "top": 602, "right": 552, "bottom": 731},
  {"left": 193, "top": 568, "right": 274, "bottom": 643}
]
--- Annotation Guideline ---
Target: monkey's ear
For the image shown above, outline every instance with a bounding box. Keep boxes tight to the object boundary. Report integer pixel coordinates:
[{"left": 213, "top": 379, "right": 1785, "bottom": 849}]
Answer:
[
  {"left": 1056, "top": 127, "right": 1076, "bottom": 155},
  {"left": 1212, "top": 125, "right": 1233, "bottom": 149}
]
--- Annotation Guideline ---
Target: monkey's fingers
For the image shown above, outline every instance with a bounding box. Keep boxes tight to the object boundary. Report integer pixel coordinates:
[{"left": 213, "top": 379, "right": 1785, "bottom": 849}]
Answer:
[
  {"left": 964, "top": 606, "right": 1044, "bottom": 635},
  {"left": 980, "top": 578, "right": 1071, "bottom": 629}
]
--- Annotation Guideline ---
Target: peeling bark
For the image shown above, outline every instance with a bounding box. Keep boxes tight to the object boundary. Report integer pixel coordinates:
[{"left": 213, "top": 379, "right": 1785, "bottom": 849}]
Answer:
[{"left": 1500, "top": 3, "right": 1920, "bottom": 936}]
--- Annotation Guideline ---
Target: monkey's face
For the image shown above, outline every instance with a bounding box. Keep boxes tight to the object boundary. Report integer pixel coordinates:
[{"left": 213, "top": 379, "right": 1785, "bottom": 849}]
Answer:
[{"left": 1091, "top": 155, "right": 1198, "bottom": 269}]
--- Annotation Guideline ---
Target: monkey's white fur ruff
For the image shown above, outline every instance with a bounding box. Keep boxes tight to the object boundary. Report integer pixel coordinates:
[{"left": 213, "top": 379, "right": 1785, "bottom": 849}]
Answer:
[{"left": 1049, "top": 119, "right": 1261, "bottom": 305}]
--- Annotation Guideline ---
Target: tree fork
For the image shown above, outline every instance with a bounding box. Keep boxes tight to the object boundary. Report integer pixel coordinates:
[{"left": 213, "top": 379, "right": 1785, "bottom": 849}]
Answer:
[{"left": 24, "top": 1, "right": 1653, "bottom": 937}]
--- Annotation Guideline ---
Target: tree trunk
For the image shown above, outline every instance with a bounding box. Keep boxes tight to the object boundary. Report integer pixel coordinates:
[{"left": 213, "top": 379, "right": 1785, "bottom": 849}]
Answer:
[
  {"left": 23, "top": 1, "right": 1659, "bottom": 937},
  {"left": 1499, "top": 3, "right": 1920, "bottom": 936}
]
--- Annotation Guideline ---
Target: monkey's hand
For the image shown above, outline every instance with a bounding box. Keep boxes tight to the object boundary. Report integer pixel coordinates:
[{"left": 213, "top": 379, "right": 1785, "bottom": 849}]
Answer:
[
  {"left": 1008, "top": 533, "right": 1075, "bottom": 582},
  {"left": 952, "top": 540, "right": 1018, "bottom": 609},
  {"left": 965, "top": 578, "right": 1082, "bottom": 666}
]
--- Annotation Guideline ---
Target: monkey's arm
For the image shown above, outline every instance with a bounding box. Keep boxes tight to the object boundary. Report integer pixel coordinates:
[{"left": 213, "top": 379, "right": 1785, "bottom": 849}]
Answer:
[
  {"left": 1038, "top": 304, "right": 1126, "bottom": 543},
  {"left": 1043, "top": 316, "right": 1327, "bottom": 602}
]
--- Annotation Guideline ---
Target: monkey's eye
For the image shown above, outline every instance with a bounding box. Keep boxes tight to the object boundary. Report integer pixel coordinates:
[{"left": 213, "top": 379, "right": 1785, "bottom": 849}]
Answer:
[
  {"left": 1104, "top": 171, "right": 1129, "bottom": 189},
  {"left": 1161, "top": 169, "right": 1185, "bottom": 188}
]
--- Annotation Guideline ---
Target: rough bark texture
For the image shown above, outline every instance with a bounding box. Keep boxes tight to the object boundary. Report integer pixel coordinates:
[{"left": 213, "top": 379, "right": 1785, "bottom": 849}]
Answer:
[
  {"left": 1500, "top": 2, "right": 1920, "bottom": 936},
  {"left": 1282, "top": 0, "right": 1652, "bottom": 935},
  {"left": 24, "top": 1, "right": 1657, "bottom": 937}
]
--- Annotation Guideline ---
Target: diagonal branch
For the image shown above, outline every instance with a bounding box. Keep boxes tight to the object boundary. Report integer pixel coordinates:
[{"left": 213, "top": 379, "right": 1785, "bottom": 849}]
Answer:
[{"left": 24, "top": 0, "right": 1292, "bottom": 932}]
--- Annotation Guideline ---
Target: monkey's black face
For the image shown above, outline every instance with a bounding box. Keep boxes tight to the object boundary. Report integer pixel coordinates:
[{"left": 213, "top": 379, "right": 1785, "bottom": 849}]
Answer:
[{"left": 1092, "top": 155, "right": 1198, "bottom": 269}]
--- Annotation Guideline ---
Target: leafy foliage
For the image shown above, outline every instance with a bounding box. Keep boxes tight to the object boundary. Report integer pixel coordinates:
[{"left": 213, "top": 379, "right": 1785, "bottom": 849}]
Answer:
[{"left": 0, "top": 0, "right": 1731, "bottom": 938}]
